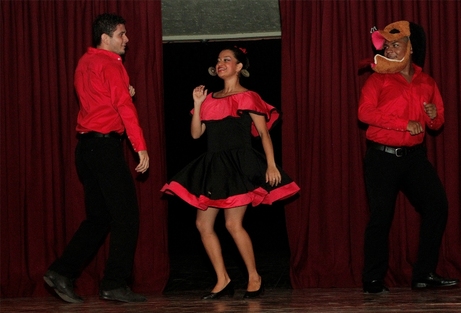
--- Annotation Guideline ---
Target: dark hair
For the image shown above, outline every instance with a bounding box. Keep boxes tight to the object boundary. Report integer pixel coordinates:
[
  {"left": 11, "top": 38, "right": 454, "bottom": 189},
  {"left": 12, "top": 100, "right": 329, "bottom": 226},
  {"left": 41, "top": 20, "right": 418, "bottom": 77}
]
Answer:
[
  {"left": 223, "top": 46, "right": 250, "bottom": 70},
  {"left": 92, "top": 13, "right": 126, "bottom": 47},
  {"left": 409, "top": 22, "right": 426, "bottom": 67}
]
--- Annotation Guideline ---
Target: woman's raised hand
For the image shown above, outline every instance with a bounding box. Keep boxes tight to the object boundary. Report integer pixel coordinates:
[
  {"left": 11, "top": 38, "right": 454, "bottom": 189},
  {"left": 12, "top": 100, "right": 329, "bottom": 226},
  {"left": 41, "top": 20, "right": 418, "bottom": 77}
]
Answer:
[{"left": 193, "top": 85, "right": 207, "bottom": 105}]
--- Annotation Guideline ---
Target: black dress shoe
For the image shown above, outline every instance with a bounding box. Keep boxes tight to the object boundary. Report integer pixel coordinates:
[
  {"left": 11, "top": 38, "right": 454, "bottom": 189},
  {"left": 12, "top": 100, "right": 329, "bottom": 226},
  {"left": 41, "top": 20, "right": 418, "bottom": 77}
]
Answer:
[
  {"left": 43, "top": 270, "right": 83, "bottom": 303},
  {"left": 99, "top": 286, "right": 147, "bottom": 302},
  {"left": 363, "top": 280, "right": 389, "bottom": 294},
  {"left": 201, "top": 281, "right": 234, "bottom": 300},
  {"left": 412, "top": 272, "right": 459, "bottom": 289},
  {"left": 243, "top": 281, "right": 264, "bottom": 299}
]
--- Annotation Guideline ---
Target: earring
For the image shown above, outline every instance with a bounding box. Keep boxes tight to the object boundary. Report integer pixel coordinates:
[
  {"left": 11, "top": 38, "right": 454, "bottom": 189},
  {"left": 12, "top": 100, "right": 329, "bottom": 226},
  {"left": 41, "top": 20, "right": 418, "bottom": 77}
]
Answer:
[
  {"left": 241, "top": 69, "right": 250, "bottom": 77},
  {"left": 208, "top": 67, "right": 217, "bottom": 76}
]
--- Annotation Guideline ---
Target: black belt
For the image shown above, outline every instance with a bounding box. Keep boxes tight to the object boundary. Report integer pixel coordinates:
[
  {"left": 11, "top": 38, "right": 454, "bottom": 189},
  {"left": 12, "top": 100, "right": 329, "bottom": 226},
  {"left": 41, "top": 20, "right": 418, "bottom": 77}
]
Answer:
[
  {"left": 369, "top": 142, "right": 422, "bottom": 157},
  {"left": 78, "top": 131, "right": 122, "bottom": 140}
]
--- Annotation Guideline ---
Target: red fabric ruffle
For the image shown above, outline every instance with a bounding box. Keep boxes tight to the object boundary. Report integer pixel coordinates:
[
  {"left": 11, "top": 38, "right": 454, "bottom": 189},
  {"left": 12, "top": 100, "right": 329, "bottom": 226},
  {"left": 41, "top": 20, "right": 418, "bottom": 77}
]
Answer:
[
  {"left": 191, "top": 91, "right": 280, "bottom": 137},
  {"left": 161, "top": 181, "right": 300, "bottom": 210}
]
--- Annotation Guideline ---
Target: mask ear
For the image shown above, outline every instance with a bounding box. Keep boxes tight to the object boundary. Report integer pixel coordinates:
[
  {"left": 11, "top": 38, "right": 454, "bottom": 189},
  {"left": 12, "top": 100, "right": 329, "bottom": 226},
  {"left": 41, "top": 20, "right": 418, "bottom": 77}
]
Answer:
[
  {"left": 371, "top": 31, "right": 386, "bottom": 50},
  {"left": 409, "top": 22, "right": 426, "bottom": 67}
]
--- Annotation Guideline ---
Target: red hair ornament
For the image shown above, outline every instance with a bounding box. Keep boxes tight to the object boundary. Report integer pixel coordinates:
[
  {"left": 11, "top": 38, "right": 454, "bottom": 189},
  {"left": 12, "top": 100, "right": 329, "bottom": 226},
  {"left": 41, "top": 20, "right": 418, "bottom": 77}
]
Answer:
[{"left": 235, "top": 46, "right": 247, "bottom": 54}]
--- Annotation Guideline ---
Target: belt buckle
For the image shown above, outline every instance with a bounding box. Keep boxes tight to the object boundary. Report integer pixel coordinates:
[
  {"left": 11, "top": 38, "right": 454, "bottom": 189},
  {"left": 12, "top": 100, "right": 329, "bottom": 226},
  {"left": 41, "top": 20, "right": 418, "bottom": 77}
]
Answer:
[{"left": 394, "top": 148, "right": 404, "bottom": 157}]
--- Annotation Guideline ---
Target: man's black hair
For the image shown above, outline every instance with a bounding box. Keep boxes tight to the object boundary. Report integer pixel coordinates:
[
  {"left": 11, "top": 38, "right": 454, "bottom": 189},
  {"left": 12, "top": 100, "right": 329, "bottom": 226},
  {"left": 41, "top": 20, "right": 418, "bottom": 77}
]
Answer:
[{"left": 92, "top": 13, "right": 126, "bottom": 47}]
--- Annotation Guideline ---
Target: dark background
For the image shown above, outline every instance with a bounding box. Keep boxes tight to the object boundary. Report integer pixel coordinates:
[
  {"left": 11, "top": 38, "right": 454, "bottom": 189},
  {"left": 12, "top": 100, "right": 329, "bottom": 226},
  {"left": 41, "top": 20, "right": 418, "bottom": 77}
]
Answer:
[{"left": 162, "top": 39, "right": 291, "bottom": 291}]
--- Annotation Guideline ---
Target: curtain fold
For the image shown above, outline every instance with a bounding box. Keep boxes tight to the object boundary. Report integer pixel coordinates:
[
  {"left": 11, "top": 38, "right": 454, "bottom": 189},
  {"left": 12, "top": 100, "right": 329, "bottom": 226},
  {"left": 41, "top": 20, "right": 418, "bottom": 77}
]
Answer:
[
  {"left": 280, "top": 0, "right": 461, "bottom": 288},
  {"left": 1, "top": 0, "right": 168, "bottom": 297}
]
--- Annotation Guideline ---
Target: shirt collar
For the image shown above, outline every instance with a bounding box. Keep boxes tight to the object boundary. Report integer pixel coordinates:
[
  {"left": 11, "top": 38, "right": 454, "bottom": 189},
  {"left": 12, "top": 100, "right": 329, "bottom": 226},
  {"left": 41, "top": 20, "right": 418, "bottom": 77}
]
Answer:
[
  {"left": 412, "top": 63, "right": 422, "bottom": 76},
  {"left": 87, "top": 47, "right": 122, "bottom": 61}
]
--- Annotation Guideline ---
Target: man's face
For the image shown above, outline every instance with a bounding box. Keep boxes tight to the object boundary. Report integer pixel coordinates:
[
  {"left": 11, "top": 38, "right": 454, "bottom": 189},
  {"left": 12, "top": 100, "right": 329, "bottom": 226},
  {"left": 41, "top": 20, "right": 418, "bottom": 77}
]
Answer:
[
  {"left": 106, "top": 24, "right": 129, "bottom": 55},
  {"left": 383, "top": 37, "right": 410, "bottom": 61}
]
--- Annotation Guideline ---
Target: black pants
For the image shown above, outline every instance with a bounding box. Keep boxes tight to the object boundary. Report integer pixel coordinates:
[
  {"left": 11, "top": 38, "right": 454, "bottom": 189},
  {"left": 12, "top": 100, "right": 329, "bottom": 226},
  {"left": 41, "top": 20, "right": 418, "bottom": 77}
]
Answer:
[
  {"left": 49, "top": 136, "right": 140, "bottom": 290},
  {"left": 362, "top": 145, "right": 448, "bottom": 283}
]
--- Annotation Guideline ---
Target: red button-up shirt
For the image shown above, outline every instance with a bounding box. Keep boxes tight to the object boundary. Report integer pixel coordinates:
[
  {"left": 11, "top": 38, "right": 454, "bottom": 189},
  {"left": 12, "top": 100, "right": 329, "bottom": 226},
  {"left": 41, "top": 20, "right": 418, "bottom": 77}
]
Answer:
[
  {"left": 75, "top": 47, "right": 147, "bottom": 152},
  {"left": 358, "top": 64, "right": 444, "bottom": 147}
]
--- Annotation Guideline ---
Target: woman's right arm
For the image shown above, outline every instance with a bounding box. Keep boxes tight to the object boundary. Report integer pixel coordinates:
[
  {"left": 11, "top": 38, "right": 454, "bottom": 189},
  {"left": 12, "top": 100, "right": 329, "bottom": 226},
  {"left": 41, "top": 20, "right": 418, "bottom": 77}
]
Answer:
[{"left": 191, "top": 85, "right": 207, "bottom": 139}]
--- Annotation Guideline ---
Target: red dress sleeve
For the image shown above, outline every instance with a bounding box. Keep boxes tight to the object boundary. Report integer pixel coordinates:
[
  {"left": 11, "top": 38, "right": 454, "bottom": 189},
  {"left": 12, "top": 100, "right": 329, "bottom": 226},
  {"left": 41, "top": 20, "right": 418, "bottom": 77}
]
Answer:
[{"left": 191, "top": 91, "right": 280, "bottom": 137}]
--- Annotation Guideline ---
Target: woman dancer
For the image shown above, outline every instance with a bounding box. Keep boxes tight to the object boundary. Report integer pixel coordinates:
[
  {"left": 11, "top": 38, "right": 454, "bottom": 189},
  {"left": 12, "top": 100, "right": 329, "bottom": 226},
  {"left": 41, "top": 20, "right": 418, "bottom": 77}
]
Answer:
[{"left": 161, "top": 47, "right": 299, "bottom": 299}]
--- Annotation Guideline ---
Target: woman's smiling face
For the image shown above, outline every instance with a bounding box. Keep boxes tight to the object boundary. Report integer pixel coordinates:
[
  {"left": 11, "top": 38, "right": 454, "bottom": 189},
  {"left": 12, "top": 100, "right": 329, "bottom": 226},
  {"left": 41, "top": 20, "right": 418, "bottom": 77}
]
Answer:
[{"left": 215, "top": 50, "right": 242, "bottom": 78}]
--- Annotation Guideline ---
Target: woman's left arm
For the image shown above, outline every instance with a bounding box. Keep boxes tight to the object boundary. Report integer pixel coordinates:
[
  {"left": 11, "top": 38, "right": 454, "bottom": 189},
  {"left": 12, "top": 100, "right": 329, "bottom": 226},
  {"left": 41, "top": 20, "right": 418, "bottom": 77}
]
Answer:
[{"left": 250, "top": 113, "right": 281, "bottom": 186}]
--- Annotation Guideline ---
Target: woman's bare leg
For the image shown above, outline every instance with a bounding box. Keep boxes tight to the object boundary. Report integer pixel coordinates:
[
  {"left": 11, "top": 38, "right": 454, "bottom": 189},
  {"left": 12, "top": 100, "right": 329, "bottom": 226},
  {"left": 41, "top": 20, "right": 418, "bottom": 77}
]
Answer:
[
  {"left": 196, "top": 207, "right": 231, "bottom": 292},
  {"left": 224, "top": 206, "right": 262, "bottom": 292}
]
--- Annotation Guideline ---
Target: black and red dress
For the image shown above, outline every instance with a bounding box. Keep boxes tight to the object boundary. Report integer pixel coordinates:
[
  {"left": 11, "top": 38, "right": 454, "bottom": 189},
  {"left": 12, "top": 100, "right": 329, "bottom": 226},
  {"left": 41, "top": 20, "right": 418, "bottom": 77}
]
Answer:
[{"left": 161, "top": 91, "right": 299, "bottom": 210}]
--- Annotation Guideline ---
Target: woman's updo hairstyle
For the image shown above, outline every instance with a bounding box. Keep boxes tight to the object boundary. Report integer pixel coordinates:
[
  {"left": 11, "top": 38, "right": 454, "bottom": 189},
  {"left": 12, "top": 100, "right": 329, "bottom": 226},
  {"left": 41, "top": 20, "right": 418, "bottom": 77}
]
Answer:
[{"left": 208, "top": 46, "right": 250, "bottom": 77}]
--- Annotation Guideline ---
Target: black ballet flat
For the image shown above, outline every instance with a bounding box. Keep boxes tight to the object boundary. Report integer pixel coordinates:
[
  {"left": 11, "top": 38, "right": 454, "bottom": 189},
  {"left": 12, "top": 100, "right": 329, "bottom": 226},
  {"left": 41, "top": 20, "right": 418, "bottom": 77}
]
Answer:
[
  {"left": 201, "top": 281, "right": 234, "bottom": 300},
  {"left": 243, "top": 281, "right": 264, "bottom": 299}
]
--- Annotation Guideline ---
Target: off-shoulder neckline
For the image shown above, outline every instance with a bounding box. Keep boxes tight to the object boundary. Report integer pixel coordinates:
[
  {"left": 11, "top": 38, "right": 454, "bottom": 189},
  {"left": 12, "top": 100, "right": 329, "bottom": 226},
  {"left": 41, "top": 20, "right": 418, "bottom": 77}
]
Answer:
[{"left": 211, "top": 90, "right": 250, "bottom": 99}]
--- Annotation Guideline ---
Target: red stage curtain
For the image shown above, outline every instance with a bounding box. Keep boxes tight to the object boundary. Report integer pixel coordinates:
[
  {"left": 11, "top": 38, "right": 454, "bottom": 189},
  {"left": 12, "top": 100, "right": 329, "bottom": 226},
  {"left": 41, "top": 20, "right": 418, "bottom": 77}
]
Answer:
[
  {"left": 0, "top": 0, "right": 168, "bottom": 297},
  {"left": 280, "top": 0, "right": 461, "bottom": 288}
]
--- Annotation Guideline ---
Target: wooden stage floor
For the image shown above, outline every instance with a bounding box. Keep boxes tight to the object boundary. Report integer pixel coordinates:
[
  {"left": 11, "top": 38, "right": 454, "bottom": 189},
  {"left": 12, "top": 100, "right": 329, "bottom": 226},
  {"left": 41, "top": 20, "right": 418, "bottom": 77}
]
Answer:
[
  {"left": 1, "top": 287, "right": 460, "bottom": 312},
  {"left": 4, "top": 209, "right": 460, "bottom": 312}
]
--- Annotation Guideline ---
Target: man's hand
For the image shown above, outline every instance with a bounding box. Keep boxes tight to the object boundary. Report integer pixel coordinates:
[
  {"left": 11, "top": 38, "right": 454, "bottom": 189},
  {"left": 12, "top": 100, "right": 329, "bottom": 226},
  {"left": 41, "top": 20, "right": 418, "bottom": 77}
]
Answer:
[
  {"left": 407, "top": 120, "right": 424, "bottom": 136},
  {"left": 423, "top": 102, "right": 437, "bottom": 119},
  {"left": 135, "top": 150, "right": 149, "bottom": 173},
  {"left": 129, "top": 85, "right": 136, "bottom": 97}
]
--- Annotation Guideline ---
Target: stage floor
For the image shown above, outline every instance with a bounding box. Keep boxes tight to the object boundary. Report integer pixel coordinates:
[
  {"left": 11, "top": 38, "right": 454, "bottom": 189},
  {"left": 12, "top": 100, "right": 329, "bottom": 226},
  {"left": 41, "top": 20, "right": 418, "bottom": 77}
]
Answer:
[
  {"left": 3, "top": 211, "right": 460, "bottom": 312},
  {"left": 1, "top": 287, "right": 460, "bottom": 312}
]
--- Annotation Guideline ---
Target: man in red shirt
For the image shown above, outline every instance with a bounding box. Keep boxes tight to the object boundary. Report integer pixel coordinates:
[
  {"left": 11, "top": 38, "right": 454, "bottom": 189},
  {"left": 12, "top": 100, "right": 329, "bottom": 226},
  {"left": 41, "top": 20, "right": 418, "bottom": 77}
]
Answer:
[
  {"left": 358, "top": 21, "right": 458, "bottom": 294},
  {"left": 43, "top": 13, "right": 149, "bottom": 303}
]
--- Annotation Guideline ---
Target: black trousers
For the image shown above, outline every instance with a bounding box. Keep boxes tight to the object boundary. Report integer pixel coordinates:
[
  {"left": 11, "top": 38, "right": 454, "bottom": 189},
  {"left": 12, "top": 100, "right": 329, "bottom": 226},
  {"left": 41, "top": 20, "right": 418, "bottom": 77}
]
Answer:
[
  {"left": 49, "top": 136, "right": 140, "bottom": 290},
  {"left": 362, "top": 145, "right": 448, "bottom": 283}
]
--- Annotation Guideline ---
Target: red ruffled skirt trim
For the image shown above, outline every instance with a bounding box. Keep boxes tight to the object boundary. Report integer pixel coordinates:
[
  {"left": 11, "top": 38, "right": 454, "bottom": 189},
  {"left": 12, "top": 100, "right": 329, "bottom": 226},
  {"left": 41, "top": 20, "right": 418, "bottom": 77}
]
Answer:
[{"left": 161, "top": 181, "right": 300, "bottom": 210}]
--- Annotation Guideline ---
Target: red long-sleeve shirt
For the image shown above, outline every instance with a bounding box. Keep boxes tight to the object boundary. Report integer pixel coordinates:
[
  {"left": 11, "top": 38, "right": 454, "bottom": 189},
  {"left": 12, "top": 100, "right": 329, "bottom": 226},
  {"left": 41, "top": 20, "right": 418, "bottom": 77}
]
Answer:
[
  {"left": 358, "top": 64, "right": 444, "bottom": 147},
  {"left": 75, "top": 47, "right": 147, "bottom": 152}
]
